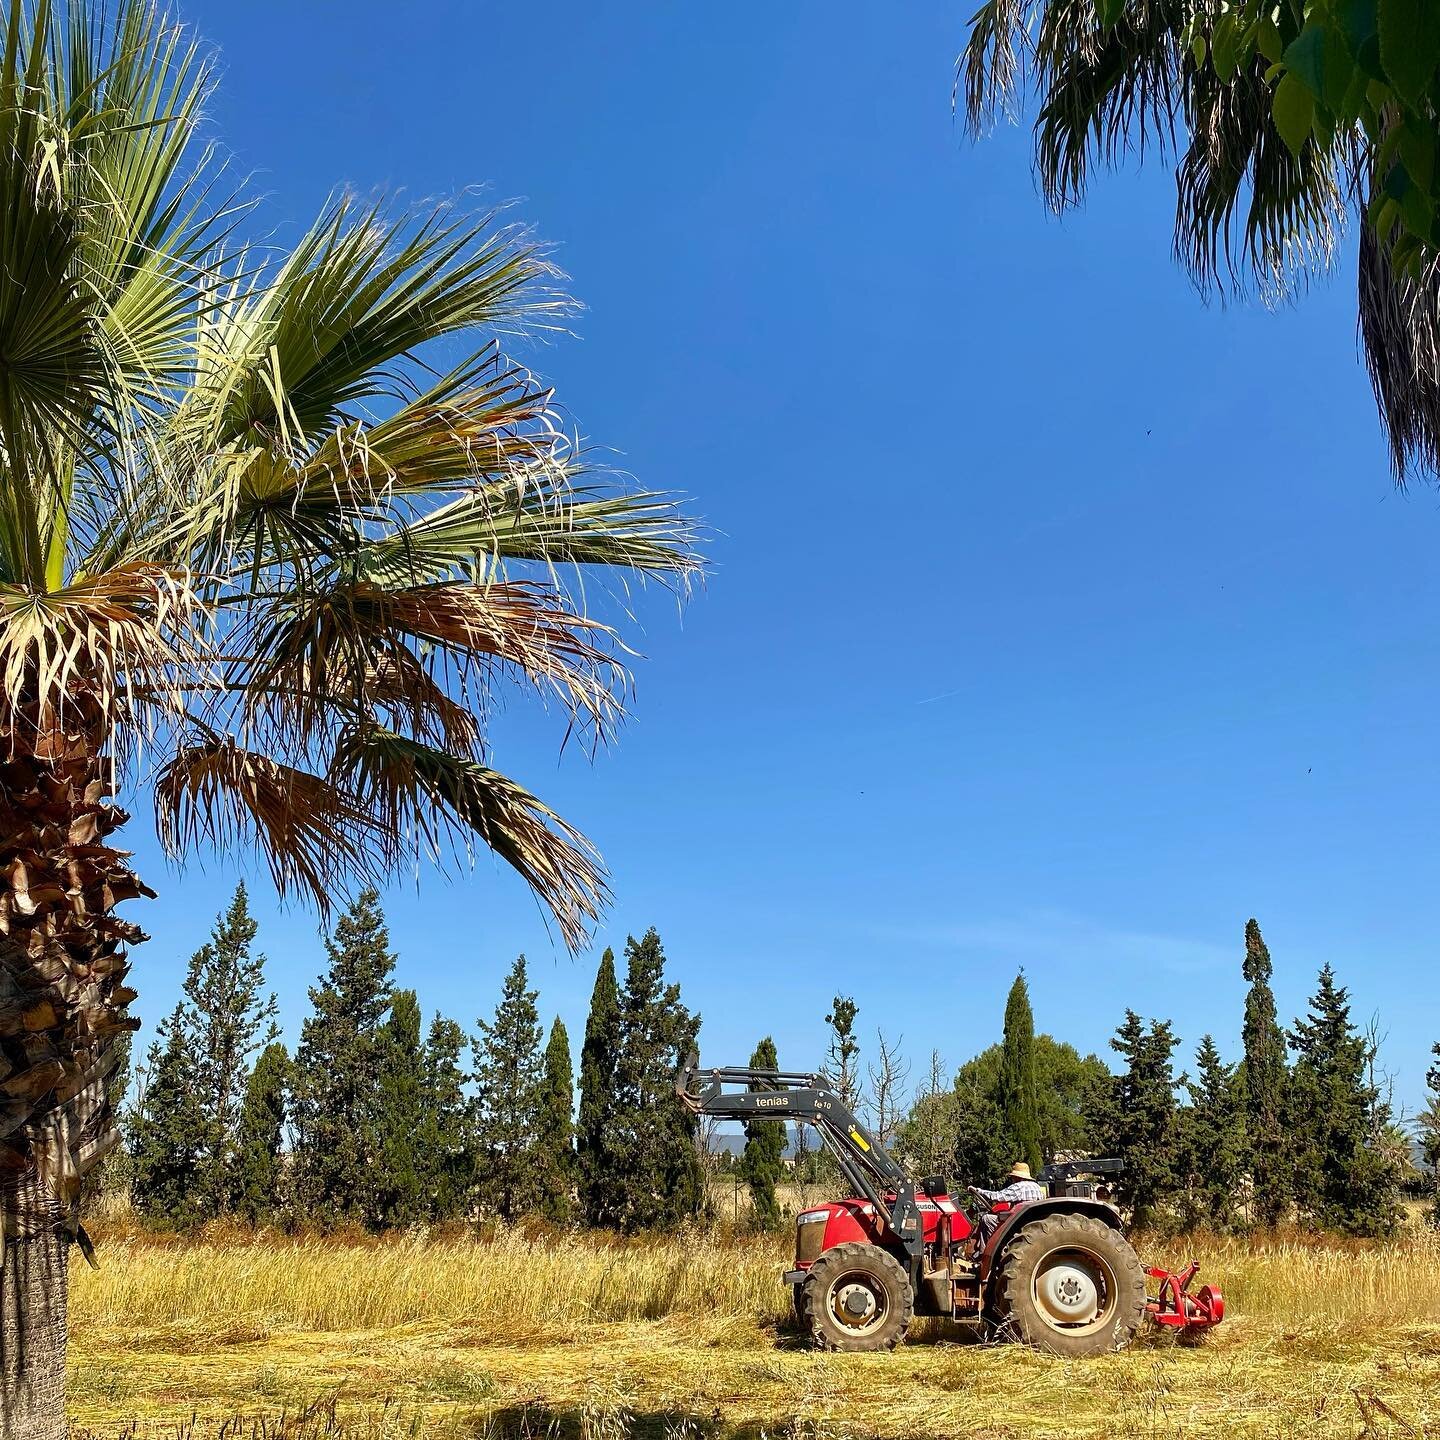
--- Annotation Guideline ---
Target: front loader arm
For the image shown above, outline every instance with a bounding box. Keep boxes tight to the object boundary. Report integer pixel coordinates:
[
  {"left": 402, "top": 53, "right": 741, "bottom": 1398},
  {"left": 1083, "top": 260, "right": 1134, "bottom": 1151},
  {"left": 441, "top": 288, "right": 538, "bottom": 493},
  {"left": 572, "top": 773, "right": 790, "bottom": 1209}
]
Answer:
[{"left": 675, "top": 1053, "right": 926, "bottom": 1265}]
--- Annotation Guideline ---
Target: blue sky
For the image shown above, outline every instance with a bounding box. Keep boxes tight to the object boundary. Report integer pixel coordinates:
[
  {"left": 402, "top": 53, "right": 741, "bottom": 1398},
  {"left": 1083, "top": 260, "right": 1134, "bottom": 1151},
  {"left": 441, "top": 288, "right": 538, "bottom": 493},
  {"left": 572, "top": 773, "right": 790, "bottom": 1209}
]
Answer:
[{"left": 125, "top": 2, "right": 1439, "bottom": 1116}]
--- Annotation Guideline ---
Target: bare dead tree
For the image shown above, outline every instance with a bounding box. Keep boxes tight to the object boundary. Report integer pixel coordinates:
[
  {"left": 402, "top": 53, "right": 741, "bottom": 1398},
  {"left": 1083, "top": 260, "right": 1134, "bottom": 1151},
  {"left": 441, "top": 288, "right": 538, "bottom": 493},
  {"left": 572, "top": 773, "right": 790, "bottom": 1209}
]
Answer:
[
  {"left": 866, "top": 1029, "right": 911, "bottom": 1150},
  {"left": 903, "top": 1049, "right": 959, "bottom": 1180}
]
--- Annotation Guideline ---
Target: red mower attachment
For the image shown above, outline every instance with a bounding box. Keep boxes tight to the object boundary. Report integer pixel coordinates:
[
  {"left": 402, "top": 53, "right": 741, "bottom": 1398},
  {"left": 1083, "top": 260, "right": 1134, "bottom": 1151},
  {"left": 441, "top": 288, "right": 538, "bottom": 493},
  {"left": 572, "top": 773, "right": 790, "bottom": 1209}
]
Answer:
[{"left": 1145, "top": 1260, "right": 1224, "bottom": 1338}]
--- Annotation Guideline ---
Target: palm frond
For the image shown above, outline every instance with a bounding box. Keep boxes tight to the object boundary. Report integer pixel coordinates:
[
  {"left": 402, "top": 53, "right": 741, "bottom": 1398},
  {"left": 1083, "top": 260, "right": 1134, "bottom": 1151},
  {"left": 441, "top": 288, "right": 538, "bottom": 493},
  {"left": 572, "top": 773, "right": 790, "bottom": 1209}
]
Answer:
[
  {"left": 154, "top": 738, "right": 380, "bottom": 909},
  {"left": 331, "top": 724, "right": 607, "bottom": 950},
  {"left": 241, "top": 579, "right": 624, "bottom": 747},
  {"left": 181, "top": 194, "right": 572, "bottom": 460},
  {"left": 0, "top": 562, "right": 202, "bottom": 739},
  {"left": 1358, "top": 217, "right": 1440, "bottom": 485}
]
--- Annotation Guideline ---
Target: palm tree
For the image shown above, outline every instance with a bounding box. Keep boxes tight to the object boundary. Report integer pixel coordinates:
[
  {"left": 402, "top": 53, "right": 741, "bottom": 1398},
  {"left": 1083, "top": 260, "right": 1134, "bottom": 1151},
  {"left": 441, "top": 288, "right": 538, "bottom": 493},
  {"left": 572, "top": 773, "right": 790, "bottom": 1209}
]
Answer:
[
  {"left": 959, "top": 0, "right": 1440, "bottom": 483},
  {"left": 0, "top": 4, "right": 695, "bottom": 1432}
]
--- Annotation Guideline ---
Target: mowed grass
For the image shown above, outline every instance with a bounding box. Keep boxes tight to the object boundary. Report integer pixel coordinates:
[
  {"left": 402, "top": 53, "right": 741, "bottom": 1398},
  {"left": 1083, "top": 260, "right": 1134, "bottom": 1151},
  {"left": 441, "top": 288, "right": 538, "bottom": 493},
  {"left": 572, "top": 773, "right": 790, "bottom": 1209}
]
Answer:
[{"left": 69, "top": 1221, "right": 1440, "bottom": 1439}]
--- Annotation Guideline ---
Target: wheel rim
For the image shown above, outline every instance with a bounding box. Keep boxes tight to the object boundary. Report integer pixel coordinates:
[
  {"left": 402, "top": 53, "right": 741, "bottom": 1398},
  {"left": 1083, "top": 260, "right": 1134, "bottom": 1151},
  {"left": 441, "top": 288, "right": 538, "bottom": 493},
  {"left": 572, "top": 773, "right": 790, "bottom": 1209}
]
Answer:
[
  {"left": 826, "top": 1269, "right": 889, "bottom": 1336},
  {"left": 1031, "top": 1247, "right": 1117, "bottom": 1335}
]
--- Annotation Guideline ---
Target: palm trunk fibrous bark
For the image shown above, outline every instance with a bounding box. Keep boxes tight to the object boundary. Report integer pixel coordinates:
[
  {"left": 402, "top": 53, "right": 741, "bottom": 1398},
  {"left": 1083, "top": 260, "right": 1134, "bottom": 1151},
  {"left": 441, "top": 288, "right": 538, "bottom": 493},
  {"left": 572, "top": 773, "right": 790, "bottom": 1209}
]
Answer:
[{"left": 0, "top": 698, "right": 147, "bottom": 1439}]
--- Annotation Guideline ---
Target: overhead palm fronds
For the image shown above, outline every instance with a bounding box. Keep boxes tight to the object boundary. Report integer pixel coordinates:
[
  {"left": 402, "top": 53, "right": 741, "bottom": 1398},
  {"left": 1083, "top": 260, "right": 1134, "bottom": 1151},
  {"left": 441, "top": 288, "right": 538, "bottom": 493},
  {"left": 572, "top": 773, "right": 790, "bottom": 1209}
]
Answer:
[
  {"left": 0, "top": 0, "right": 698, "bottom": 948},
  {"left": 958, "top": 0, "right": 1440, "bottom": 483}
]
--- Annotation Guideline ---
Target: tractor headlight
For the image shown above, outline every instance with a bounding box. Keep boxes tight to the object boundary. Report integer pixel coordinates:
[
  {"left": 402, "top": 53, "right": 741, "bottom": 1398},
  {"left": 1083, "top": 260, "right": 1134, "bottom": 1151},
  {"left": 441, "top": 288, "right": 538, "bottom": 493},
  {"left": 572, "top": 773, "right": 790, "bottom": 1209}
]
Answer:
[{"left": 795, "top": 1209, "right": 829, "bottom": 1264}]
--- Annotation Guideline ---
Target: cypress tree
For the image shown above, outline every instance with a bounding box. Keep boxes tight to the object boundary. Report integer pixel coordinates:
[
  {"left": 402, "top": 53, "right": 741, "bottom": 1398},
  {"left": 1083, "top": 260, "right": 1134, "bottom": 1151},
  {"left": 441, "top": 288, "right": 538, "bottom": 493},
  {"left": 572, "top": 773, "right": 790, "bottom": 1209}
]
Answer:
[
  {"left": 577, "top": 947, "right": 623, "bottom": 1226},
  {"left": 291, "top": 888, "right": 396, "bottom": 1227},
  {"left": 1417, "top": 1044, "right": 1440, "bottom": 1228},
  {"left": 609, "top": 928, "right": 705, "bottom": 1231},
  {"left": 129, "top": 1005, "right": 207, "bottom": 1227},
  {"left": 534, "top": 1017, "right": 576, "bottom": 1222},
  {"left": 1239, "top": 918, "right": 1289, "bottom": 1226},
  {"left": 996, "top": 973, "right": 1043, "bottom": 1175},
  {"left": 937, "top": 1037, "right": 1109, "bottom": 1186},
  {"left": 1178, "top": 1036, "right": 1246, "bottom": 1231},
  {"left": 1109, "top": 1011, "right": 1180, "bottom": 1228},
  {"left": 420, "top": 1014, "right": 473, "bottom": 1221},
  {"left": 472, "top": 954, "right": 545, "bottom": 1219},
  {"left": 233, "top": 1042, "right": 290, "bottom": 1225},
  {"left": 1286, "top": 965, "right": 1402, "bottom": 1237},
  {"left": 739, "top": 1036, "right": 786, "bottom": 1231},
  {"left": 184, "top": 884, "right": 278, "bottom": 1219},
  {"left": 373, "top": 989, "right": 427, "bottom": 1230}
]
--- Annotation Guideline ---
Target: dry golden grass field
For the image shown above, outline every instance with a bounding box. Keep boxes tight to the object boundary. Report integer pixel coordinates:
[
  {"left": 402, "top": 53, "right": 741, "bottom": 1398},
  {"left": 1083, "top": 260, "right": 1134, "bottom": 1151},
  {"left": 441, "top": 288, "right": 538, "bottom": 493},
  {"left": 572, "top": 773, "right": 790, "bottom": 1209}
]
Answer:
[{"left": 68, "top": 1218, "right": 1440, "bottom": 1440}]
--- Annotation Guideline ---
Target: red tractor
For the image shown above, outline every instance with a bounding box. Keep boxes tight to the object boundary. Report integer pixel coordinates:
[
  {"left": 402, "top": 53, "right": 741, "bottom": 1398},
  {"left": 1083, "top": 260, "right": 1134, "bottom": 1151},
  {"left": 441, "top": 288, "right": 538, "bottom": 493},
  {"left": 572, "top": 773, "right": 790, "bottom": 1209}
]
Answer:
[{"left": 677, "top": 1056, "right": 1223, "bottom": 1356}]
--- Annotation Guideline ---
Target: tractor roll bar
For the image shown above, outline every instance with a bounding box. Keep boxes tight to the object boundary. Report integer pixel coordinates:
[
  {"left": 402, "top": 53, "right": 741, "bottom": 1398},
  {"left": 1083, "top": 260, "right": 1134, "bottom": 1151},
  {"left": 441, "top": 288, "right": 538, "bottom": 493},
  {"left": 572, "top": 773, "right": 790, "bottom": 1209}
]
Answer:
[{"left": 675, "top": 1051, "right": 926, "bottom": 1265}]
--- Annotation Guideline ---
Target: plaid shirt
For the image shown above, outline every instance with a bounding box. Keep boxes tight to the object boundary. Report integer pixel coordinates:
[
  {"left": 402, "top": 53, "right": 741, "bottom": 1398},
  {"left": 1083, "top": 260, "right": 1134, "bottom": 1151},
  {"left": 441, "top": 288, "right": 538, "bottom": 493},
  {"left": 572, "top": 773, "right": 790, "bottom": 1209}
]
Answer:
[{"left": 974, "top": 1179, "right": 1045, "bottom": 1206}]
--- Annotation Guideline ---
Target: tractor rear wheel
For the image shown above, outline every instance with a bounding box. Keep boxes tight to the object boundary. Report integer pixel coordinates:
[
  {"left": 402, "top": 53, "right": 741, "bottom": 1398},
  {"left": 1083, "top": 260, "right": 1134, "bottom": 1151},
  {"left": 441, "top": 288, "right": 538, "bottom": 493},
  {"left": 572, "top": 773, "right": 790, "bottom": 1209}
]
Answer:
[
  {"left": 994, "top": 1215, "right": 1145, "bottom": 1357},
  {"left": 801, "top": 1242, "right": 913, "bottom": 1352}
]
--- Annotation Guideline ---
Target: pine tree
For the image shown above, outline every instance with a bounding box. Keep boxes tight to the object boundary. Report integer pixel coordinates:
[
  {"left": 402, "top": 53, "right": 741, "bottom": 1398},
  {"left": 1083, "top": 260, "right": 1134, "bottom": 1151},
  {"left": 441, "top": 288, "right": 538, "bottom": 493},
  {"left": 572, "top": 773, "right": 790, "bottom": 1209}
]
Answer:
[
  {"left": 997, "top": 973, "right": 1042, "bottom": 1175},
  {"left": 608, "top": 928, "right": 705, "bottom": 1231},
  {"left": 373, "top": 989, "right": 427, "bottom": 1230},
  {"left": 739, "top": 1037, "right": 786, "bottom": 1231},
  {"left": 419, "top": 1014, "right": 473, "bottom": 1221},
  {"left": 233, "top": 1042, "right": 290, "bottom": 1225},
  {"left": 291, "top": 888, "right": 396, "bottom": 1227},
  {"left": 472, "top": 954, "right": 545, "bottom": 1219},
  {"left": 577, "top": 947, "right": 623, "bottom": 1227},
  {"left": 1286, "top": 965, "right": 1402, "bottom": 1237},
  {"left": 823, "top": 996, "right": 861, "bottom": 1107},
  {"left": 1418, "top": 1045, "right": 1440, "bottom": 1228},
  {"left": 1177, "top": 1036, "right": 1246, "bottom": 1231},
  {"left": 183, "top": 884, "right": 279, "bottom": 1219},
  {"left": 1239, "top": 918, "right": 1289, "bottom": 1226},
  {"left": 129, "top": 1005, "right": 207, "bottom": 1227},
  {"left": 1109, "top": 1011, "right": 1181, "bottom": 1228},
  {"left": 534, "top": 1017, "right": 576, "bottom": 1222}
]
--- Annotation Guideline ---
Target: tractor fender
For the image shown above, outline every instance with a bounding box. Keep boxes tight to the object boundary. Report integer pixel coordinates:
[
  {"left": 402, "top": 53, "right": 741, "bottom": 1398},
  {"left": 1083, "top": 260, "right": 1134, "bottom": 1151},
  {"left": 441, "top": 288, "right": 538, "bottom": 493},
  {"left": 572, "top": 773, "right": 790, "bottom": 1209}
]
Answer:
[{"left": 977, "top": 1198, "right": 1124, "bottom": 1288}]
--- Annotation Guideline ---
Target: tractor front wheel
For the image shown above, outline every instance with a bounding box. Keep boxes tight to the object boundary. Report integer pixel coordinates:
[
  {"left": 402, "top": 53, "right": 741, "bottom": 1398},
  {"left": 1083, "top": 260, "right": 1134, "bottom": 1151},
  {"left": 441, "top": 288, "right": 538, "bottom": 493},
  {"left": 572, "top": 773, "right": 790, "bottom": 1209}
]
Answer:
[
  {"left": 801, "top": 1242, "right": 913, "bottom": 1352},
  {"left": 994, "top": 1215, "right": 1146, "bottom": 1357}
]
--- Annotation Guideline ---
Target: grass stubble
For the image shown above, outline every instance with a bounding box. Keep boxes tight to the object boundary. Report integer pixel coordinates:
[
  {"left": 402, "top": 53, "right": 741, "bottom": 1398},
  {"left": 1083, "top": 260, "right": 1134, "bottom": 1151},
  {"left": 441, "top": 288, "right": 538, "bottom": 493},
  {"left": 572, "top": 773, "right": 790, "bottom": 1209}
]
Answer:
[{"left": 68, "top": 1221, "right": 1440, "bottom": 1439}]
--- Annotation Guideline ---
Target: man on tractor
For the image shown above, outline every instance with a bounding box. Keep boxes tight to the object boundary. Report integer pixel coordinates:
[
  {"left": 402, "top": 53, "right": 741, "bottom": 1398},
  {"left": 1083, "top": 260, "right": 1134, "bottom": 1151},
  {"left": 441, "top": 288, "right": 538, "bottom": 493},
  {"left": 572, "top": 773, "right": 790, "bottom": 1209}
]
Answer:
[{"left": 968, "top": 1160, "right": 1045, "bottom": 1251}]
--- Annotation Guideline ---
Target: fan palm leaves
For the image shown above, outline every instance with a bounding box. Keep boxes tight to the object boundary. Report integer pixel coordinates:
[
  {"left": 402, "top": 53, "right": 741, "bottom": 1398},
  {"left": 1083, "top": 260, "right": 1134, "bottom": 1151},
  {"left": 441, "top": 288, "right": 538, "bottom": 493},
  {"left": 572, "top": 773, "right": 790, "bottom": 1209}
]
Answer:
[
  {"left": 959, "top": 0, "right": 1440, "bottom": 482},
  {"left": 1, "top": 0, "right": 697, "bottom": 950}
]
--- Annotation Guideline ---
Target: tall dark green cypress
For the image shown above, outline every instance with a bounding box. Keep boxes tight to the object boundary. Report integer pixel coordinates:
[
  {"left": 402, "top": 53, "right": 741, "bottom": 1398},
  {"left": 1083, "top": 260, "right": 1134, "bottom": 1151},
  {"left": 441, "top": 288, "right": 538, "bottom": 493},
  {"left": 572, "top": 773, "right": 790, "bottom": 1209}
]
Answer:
[
  {"left": 1286, "top": 965, "right": 1402, "bottom": 1237},
  {"left": 232, "top": 1041, "right": 290, "bottom": 1224},
  {"left": 1421, "top": 1045, "right": 1440, "bottom": 1229},
  {"left": 129, "top": 1004, "right": 207, "bottom": 1228},
  {"left": 373, "top": 989, "right": 427, "bottom": 1230},
  {"left": 471, "top": 955, "right": 545, "bottom": 1219},
  {"left": 1109, "top": 1011, "right": 1180, "bottom": 1228},
  {"left": 739, "top": 1036, "right": 786, "bottom": 1231},
  {"left": 997, "top": 973, "right": 1042, "bottom": 1174},
  {"left": 1239, "top": 918, "right": 1289, "bottom": 1227},
  {"left": 291, "top": 888, "right": 396, "bottom": 1227},
  {"left": 419, "top": 1014, "right": 473, "bottom": 1221},
  {"left": 1178, "top": 1035, "right": 1246, "bottom": 1231},
  {"left": 577, "top": 947, "right": 623, "bottom": 1226},
  {"left": 184, "top": 884, "right": 278, "bottom": 1219},
  {"left": 608, "top": 928, "right": 704, "bottom": 1231},
  {"left": 534, "top": 1017, "right": 576, "bottom": 1222}
]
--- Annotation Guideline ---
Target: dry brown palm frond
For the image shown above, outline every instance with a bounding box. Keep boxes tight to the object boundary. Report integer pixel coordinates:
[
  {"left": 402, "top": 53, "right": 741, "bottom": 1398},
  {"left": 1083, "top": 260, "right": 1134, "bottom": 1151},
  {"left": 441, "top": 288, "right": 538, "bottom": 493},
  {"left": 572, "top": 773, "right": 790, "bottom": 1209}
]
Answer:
[
  {"left": 154, "top": 738, "right": 381, "bottom": 909},
  {"left": 362, "top": 646, "right": 482, "bottom": 752},
  {"left": 1358, "top": 220, "right": 1440, "bottom": 486},
  {"left": 331, "top": 724, "right": 607, "bottom": 950},
  {"left": 0, "top": 563, "right": 205, "bottom": 741},
  {"left": 242, "top": 579, "right": 624, "bottom": 747}
]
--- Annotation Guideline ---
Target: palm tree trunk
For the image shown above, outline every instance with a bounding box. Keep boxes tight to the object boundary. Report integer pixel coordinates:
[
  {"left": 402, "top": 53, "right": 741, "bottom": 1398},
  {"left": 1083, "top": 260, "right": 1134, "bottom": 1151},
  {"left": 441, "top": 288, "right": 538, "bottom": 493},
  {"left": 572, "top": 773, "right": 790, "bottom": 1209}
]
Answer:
[
  {"left": 0, "top": 1172, "right": 68, "bottom": 1440},
  {"left": 0, "top": 700, "right": 149, "bottom": 1440}
]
